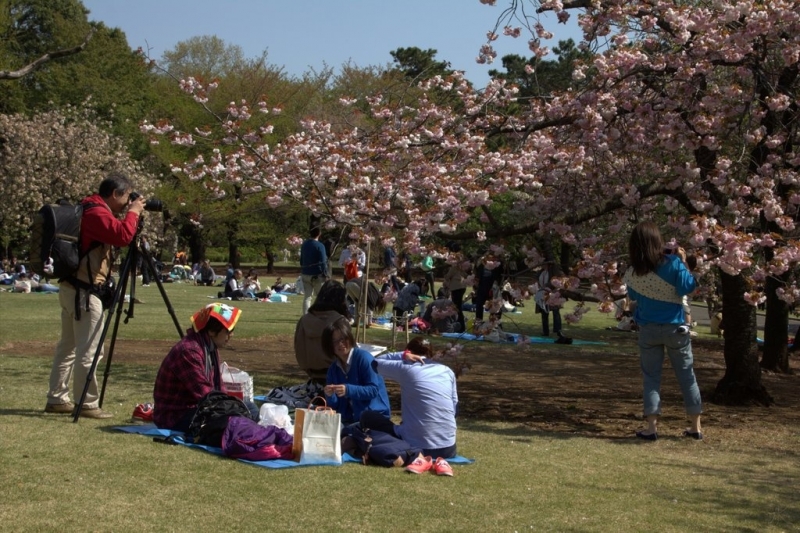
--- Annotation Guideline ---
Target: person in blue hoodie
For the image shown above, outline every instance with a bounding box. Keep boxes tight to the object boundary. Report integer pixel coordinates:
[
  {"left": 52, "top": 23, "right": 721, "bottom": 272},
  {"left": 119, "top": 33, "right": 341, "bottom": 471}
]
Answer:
[
  {"left": 322, "top": 317, "right": 391, "bottom": 424},
  {"left": 624, "top": 221, "right": 703, "bottom": 441}
]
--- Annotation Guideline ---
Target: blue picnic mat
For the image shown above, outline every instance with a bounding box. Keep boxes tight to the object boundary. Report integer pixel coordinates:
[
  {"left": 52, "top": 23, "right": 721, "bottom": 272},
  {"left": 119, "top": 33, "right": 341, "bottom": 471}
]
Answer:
[
  {"left": 114, "top": 425, "right": 314, "bottom": 468},
  {"left": 440, "top": 332, "right": 607, "bottom": 345},
  {"left": 114, "top": 425, "right": 475, "bottom": 466}
]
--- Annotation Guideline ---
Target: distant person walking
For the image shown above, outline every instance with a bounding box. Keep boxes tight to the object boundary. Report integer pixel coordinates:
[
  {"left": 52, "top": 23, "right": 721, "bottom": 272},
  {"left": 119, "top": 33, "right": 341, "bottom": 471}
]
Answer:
[{"left": 300, "top": 227, "right": 329, "bottom": 314}]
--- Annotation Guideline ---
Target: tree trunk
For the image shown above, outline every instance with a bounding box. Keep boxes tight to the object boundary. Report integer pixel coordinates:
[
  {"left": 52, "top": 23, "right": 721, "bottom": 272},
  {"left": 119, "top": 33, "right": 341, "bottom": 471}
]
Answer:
[
  {"left": 264, "top": 245, "right": 275, "bottom": 274},
  {"left": 710, "top": 271, "right": 773, "bottom": 405},
  {"left": 760, "top": 272, "right": 792, "bottom": 373},
  {"left": 227, "top": 224, "right": 240, "bottom": 269},
  {"left": 184, "top": 224, "right": 206, "bottom": 266}
]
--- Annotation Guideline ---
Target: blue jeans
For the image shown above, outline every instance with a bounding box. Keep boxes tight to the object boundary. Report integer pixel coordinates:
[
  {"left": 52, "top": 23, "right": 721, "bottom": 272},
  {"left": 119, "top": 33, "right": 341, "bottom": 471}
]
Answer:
[{"left": 638, "top": 323, "right": 703, "bottom": 417}]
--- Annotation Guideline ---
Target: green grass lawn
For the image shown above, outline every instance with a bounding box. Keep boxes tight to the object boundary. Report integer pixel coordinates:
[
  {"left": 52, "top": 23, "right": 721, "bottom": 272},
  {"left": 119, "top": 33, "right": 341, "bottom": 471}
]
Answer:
[{"left": 1, "top": 283, "right": 798, "bottom": 532}]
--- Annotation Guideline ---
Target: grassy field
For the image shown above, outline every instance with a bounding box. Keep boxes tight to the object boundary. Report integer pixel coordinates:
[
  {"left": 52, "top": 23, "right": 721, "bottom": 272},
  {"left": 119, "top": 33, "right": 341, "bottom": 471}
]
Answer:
[{"left": 1, "top": 282, "right": 799, "bottom": 532}]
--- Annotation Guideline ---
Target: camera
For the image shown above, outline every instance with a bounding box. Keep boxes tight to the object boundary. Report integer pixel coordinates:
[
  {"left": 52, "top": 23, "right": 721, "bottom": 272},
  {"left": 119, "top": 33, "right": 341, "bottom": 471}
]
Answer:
[{"left": 129, "top": 191, "right": 163, "bottom": 212}]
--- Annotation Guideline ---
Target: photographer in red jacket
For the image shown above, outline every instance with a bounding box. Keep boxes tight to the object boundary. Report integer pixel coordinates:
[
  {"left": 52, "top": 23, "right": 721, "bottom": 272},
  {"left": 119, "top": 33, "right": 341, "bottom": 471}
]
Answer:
[{"left": 45, "top": 173, "right": 144, "bottom": 419}]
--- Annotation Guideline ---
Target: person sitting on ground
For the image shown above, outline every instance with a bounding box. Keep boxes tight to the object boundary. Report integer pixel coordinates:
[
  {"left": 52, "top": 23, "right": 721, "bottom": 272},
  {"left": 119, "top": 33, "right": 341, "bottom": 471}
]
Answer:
[
  {"left": 393, "top": 279, "right": 428, "bottom": 322},
  {"left": 271, "top": 277, "right": 287, "bottom": 293},
  {"left": 12, "top": 272, "right": 38, "bottom": 293},
  {"left": 153, "top": 303, "right": 251, "bottom": 431},
  {"left": 222, "top": 269, "right": 245, "bottom": 300},
  {"left": 322, "top": 317, "right": 391, "bottom": 425},
  {"left": 197, "top": 260, "right": 216, "bottom": 286},
  {"left": 422, "top": 298, "right": 463, "bottom": 334},
  {"left": 294, "top": 280, "right": 351, "bottom": 385},
  {"left": 345, "top": 277, "right": 388, "bottom": 324},
  {"left": 361, "top": 337, "right": 458, "bottom": 473},
  {"left": 243, "top": 269, "right": 261, "bottom": 299}
]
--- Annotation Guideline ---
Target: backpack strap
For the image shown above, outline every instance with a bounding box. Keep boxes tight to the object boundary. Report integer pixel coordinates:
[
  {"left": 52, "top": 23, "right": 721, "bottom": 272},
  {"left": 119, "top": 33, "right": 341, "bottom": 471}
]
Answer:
[{"left": 66, "top": 202, "right": 103, "bottom": 320}]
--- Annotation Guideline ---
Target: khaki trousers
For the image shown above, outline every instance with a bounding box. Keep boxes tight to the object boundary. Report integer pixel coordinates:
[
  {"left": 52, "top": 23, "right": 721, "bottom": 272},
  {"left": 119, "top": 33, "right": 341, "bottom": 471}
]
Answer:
[
  {"left": 301, "top": 274, "right": 326, "bottom": 314},
  {"left": 47, "top": 283, "right": 105, "bottom": 408}
]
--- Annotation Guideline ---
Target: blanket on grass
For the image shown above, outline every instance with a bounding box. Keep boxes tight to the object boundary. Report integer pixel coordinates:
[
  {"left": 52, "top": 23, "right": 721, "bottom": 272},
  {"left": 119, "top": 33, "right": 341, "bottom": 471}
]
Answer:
[
  {"left": 114, "top": 425, "right": 475, "bottom": 467},
  {"left": 440, "top": 332, "right": 607, "bottom": 345}
]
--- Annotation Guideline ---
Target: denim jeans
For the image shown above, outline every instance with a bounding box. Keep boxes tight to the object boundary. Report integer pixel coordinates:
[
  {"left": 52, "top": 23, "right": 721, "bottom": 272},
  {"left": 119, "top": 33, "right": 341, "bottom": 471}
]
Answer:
[{"left": 637, "top": 323, "right": 703, "bottom": 417}]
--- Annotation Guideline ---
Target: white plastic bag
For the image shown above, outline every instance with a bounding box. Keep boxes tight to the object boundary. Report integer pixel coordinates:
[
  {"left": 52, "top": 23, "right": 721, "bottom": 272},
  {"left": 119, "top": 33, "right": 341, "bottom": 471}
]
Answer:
[
  {"left": 220, "top": 362, "right": 254, "bottom": 403},
  {"left": 258, "top": 402, "right": 294, "bottom": 434}
]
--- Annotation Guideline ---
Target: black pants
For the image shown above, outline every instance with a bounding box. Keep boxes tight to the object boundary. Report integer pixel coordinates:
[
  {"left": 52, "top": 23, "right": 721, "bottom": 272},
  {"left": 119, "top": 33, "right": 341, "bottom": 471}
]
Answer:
[
  {"left": 540, "top": 308, "right": 562, "bottom": 336},
  {"left": 474, "top": 278, "right": 493, "bottom": 320},
  {"left": 451, "top": 288, "right": 466, "bottom": 330},
  {"left": 424, "top": 271, "right": 435, "bottom": 298}
]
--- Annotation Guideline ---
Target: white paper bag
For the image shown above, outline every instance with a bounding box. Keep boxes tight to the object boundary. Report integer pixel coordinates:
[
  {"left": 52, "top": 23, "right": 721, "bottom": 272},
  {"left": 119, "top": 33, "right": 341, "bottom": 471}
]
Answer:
[{"left": 293, "top": 406, "right": 342, "bottom": 465}]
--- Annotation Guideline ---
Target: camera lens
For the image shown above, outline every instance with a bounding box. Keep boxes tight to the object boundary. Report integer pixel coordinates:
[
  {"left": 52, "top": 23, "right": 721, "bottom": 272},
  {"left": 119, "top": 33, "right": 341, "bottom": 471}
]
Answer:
[
  {"left": 128, "top": 191, "right": 163, "bottom": 212},
  {"left": 144, "top": 199, "right": 163, "bottom": 212}
]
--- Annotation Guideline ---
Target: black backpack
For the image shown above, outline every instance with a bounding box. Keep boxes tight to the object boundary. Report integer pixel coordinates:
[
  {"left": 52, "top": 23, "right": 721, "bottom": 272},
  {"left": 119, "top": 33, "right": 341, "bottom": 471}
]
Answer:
[
  {"left": 29, "top": 200, "right": 99, "bottom": 280},
  {"left": 185, "top": 391, "right": 254, "bottom": 447}
]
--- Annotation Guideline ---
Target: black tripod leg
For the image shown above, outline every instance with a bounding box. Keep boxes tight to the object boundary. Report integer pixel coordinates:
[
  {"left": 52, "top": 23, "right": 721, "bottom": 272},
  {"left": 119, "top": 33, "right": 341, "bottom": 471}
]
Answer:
[
  {"left": 72, "top": 245, "right": 134, "bottom": 422},
  {"left": 142, "top": 248, "right": 184, "bottom": 338},
  {"left": 98, "top": 244, "right": 139, "bottom": 408},
  {"left": 96, "top": 244, "right": 184, "bottom": 411}
]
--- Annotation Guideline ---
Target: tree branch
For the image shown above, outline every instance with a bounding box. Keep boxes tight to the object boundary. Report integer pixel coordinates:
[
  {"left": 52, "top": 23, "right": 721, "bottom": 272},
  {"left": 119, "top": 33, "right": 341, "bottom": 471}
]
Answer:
[
  {"left": 0, "top": 29, "right": 95, "bottom": 80},
  {"left": 442, "top": 181, "right": 675, "bottom": 241}
]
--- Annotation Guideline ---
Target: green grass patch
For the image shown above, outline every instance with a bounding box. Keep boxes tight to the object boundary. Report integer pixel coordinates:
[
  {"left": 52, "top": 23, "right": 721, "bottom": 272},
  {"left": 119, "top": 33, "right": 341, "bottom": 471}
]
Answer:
[{"left": 1, "top": 285, "right": 798, "bottom": 531}]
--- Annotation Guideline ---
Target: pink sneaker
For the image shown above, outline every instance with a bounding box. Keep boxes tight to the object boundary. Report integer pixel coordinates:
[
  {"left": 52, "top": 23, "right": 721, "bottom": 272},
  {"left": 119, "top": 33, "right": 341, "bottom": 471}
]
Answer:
[
  {"left": 405, "top": 455, "right": 433, "bottom": 474},
  {"left": 433, "top": 457, "right": 453, "bottom": 477}
]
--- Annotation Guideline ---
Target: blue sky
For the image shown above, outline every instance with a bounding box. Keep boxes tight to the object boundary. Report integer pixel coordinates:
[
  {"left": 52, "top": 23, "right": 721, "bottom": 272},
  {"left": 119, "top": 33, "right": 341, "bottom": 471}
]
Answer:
[{"left": 81, "top": 0, "right": 583, "bottom": 87}]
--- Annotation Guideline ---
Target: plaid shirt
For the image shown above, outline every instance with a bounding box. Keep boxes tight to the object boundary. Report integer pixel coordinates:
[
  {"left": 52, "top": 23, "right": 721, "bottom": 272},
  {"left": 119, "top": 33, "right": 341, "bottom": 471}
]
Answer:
[{"left": 153, "top": 329, "right": 225, "bottom": 429}]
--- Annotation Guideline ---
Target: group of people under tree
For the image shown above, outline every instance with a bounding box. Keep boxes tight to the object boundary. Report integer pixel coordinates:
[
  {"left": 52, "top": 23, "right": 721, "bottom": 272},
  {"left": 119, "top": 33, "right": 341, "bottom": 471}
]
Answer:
[
  {"left": 292, "top": 278, "right": 459, "bottom": 472},
  {"left": 41, "top": 173, "right": 703, "bottom": 467}
]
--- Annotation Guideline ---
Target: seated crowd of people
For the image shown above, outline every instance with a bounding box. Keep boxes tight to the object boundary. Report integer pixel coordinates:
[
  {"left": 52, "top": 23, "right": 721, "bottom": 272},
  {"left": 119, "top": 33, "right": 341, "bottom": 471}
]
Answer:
[{"left": 148, "top": 277, "right": 460, "bottom": 475}]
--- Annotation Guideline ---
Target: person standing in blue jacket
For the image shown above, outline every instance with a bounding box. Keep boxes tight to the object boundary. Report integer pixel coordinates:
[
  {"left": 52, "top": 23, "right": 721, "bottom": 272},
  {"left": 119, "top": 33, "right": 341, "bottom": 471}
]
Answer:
[
  {"left": 624, "top": 221, "right": 703, "bottom": 441},
  {"left": 300, "top": 227, "right": 329, "bottom": 314},
  {"left": 322, "top": 317, "right": 391, "bottom": 424}
]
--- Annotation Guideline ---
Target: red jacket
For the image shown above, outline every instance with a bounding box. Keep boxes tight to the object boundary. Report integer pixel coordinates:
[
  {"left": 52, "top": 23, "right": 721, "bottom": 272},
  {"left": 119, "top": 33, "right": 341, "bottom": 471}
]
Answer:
[{"left": 74, "top": 194, "right": 139, "bottom": 285}]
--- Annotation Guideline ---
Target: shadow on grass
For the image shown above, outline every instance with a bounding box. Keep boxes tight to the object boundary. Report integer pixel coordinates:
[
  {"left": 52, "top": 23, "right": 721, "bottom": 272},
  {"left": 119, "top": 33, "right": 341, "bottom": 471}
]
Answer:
[
  {"left": 647, "top": 455, "right": 800, "bottom": 530},
  {"left": 0, "top": 408, "right": 56, "bottom": 418}
]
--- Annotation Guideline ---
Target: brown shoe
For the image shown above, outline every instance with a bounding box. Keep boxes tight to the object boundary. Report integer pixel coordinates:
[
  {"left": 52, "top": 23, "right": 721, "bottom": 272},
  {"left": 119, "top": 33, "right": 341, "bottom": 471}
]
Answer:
[
  {"left": 44, "top": 402, "right": 75, "bottom": 414},
  {"left": 77, "top": 407, "right": 114, "bottom": 419}
]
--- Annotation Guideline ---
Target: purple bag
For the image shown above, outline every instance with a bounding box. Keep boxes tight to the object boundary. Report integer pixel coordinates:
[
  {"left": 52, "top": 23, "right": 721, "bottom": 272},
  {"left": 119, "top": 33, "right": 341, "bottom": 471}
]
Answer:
[{"left": 221, "top": 416, "right": 294, "bottom": 461}]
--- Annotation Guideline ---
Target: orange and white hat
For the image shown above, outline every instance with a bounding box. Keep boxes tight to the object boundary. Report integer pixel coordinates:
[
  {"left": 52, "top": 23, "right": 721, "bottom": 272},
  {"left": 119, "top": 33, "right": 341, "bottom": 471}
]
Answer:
[{"left": 191, "top": 302, "right": 241, "bottom": 333}]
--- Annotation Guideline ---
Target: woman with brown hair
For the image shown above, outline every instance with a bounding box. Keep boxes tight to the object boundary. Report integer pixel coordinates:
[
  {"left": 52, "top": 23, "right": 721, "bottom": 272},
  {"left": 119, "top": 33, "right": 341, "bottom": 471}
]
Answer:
[{"left": 624, "top": 221, "right": 703, "bottom": 441}]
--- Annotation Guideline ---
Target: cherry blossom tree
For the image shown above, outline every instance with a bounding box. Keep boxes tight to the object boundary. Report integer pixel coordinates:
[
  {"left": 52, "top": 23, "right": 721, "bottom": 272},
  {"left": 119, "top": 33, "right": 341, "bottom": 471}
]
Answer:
[
  {"left": 0, "top": 103, "right": 158, "bottom": 257},
  {"left": 473, "top": 0, "right": 800, "bottom": 403},
  {"left": 145, "top": 0, "right": 799, "bottom": 405}
]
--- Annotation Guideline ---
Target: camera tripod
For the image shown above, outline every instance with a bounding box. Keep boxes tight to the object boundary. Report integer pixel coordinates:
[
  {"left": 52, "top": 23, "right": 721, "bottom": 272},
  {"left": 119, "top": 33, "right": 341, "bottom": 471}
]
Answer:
[{"left": 73, "top": 217, "right": 184, "bottom": 422}]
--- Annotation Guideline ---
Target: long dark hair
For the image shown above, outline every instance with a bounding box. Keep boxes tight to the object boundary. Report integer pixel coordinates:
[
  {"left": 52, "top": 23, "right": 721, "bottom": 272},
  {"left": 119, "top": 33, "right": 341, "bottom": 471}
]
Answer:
[
  {"left": 629, "top": 221, "right": 665, "bottom": 276},
  {"left": 309, "top": 279, "right": 350, "bottom": 318}
]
